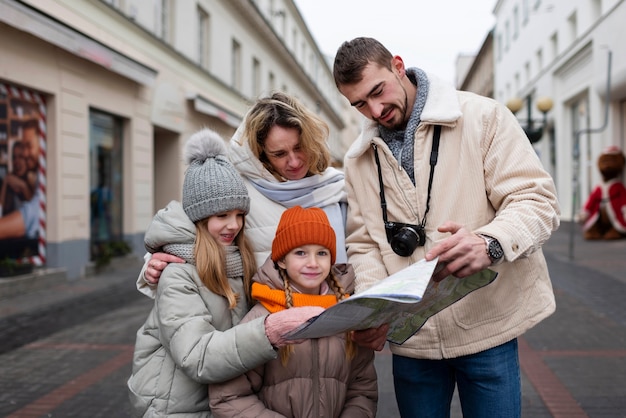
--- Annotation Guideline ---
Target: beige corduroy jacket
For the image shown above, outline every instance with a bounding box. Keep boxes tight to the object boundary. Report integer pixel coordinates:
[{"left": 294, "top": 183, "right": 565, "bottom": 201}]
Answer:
[{"left": 343, "top": 74, "right": 561, "bottom": 360}]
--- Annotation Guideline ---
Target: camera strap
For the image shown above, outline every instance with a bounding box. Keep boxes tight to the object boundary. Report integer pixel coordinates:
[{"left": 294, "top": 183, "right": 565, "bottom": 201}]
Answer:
[{"left": 372, "top": 125, "right": 441, "bottom": 228}]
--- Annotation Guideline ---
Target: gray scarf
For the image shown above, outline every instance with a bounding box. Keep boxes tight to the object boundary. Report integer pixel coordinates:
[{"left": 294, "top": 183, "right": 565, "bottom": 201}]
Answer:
[
  {"left": 379, "top": 67, "right": 429, "bottom": 185},
  {"left": 162, "top": 243, "right": 244, "bottom": 279}
]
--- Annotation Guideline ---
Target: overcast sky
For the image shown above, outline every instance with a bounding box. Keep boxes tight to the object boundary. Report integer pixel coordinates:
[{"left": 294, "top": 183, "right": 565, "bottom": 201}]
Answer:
[{"left": 293, "top": 0, "right": 496, "bottom": 85}]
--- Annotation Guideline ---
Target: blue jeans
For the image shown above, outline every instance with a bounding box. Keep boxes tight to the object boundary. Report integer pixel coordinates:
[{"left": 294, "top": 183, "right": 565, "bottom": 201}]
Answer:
[{"left": 393, "top": 339, "right": 521, "bottom": 418}]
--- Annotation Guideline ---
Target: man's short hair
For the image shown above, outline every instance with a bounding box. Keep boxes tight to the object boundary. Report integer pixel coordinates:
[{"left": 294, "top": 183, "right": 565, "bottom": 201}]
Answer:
[{"left": 333, "top": 37, "right": 393, "bottom": 87}]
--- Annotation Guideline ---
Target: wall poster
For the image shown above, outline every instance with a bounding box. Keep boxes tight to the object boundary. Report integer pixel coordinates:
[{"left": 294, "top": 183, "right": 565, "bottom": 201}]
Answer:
[{"left": 0, "top": 82, "right": 46, "bottom": 267}]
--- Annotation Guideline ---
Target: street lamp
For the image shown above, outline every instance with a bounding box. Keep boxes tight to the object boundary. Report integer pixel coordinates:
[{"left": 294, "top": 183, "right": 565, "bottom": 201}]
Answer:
[{"left": 506, "top": 95, "right": 553, "bottom": 143}]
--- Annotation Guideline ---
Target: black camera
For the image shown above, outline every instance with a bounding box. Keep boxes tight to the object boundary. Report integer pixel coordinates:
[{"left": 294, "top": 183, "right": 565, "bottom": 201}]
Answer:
[{"left": 384, "top": 222, "right": 426, "bottom": 257}]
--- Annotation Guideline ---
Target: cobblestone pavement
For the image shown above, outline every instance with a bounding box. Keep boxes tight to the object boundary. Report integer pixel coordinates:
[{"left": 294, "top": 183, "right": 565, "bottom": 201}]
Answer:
[{"left": 0, "top": 222, "right": 625, "bottom": 417}]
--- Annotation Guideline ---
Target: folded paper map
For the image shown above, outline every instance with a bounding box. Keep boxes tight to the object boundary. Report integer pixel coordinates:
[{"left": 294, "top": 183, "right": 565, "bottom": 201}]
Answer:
[{"left": 285, "top": 258, "right": 498, "bottom": 344}]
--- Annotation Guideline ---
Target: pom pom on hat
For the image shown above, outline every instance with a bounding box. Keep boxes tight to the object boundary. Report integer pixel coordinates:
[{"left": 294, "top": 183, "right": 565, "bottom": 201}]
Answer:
[
  {"left": 182, "top": 129, "right": 250, "bottom": 222},
  {"left": 271, "top": 206, "right": 336, "bottom": 264}
]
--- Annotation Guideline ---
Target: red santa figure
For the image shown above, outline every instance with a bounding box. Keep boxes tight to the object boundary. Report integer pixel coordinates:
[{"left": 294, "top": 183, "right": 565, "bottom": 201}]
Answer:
[{"left": 580, "top": 145, "right": 626, "bottom": 240}]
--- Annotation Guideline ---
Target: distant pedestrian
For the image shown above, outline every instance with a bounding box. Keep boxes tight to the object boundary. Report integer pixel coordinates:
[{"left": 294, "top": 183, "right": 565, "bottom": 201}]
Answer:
[{"left": 127, "top": 129, "right": 322, "bottom": 417}]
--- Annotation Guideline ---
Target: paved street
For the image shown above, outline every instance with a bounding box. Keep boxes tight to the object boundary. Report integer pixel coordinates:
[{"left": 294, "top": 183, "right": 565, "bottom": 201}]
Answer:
[{"left": 0, "top": 221, "right": 625, "bottom": 417}]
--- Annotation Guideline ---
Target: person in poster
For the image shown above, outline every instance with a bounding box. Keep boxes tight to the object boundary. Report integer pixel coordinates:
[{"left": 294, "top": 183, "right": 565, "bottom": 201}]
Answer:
[{"left": 0, "top": 118, "right": 40, "bottom": 256}]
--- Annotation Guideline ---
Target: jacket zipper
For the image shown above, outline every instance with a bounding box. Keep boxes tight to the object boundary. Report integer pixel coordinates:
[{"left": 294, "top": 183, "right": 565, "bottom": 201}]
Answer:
[{"left": 312, "top": 339, "right": 320, "bottom": 417}]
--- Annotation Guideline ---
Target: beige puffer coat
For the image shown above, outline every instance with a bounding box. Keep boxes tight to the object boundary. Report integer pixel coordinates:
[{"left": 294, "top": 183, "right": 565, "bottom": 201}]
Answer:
[
  {"left": 209, "top": 257, "right": 378, "bottom": 418},
  {"left": 343, "top": 74, "right": 560, "bottom": 360}
]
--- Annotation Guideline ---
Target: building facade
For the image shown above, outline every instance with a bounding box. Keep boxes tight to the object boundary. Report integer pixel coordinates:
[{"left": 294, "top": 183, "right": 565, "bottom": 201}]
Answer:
[
  {"left": 493, "top": 0, "right": 626, "bottom": 221},
  {"left": 0, "top": 0, "right": 350, "bottom": 278},
  {"left": 458, "top": 30, "right": 495, "bottom": 98}
]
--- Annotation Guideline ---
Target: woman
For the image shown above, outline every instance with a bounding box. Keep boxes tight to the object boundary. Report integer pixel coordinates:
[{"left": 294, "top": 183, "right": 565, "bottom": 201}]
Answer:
[{"left": 139, "top": 92, "right": 348, "bottom": 293}]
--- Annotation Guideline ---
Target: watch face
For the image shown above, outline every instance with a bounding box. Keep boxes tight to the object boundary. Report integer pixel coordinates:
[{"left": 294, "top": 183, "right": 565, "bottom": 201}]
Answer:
[{"left": 488, "top": 240, "right": 504, "bottom": 259}]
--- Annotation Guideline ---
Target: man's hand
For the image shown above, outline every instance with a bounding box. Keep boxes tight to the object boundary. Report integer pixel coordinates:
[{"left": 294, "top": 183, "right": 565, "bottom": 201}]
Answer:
[
  {"left": 425, "top": 221, "right": 492, "bottom": 282},
  {"left": 145, "top": 252, "right": 185, "bottom": 285},
  {"left": 351, "top": 324, "right": 389, "bottom": 351}
]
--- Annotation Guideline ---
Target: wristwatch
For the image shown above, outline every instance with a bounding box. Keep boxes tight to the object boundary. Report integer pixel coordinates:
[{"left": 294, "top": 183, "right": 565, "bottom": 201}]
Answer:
[{"left": 478, "top": 234, "right": 504, "bottom": 265}]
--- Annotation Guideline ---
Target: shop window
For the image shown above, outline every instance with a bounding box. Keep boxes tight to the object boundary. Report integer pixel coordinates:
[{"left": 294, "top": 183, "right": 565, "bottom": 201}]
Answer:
[{"left": 89, "top": 110, "right": 123, "bottom": 262}]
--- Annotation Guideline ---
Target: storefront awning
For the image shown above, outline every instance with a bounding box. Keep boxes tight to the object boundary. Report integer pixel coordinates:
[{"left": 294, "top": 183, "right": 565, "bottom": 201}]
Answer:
[
  {"left": 0, "top": 0, "right": 157, "bottom": 86},
  {"left": 190, "top": 95, "right": 242, "bottom": 129}
]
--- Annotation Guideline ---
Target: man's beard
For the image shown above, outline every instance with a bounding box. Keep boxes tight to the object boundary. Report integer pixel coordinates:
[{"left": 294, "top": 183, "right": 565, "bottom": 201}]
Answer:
[{"left": 376, "top": 87, "right": 409, "bottom": 131}]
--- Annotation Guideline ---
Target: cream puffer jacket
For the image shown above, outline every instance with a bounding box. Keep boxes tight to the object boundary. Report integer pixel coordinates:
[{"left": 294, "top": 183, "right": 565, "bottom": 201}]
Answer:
[
  {"left": 343, "top": 74, "right": 560, "bottom": 360},
  {"left": 128, "top": 201, "right": 278, "bottom": 417},
  {"left": 209, "top": 257, "right": 378, "bottom": 418}
]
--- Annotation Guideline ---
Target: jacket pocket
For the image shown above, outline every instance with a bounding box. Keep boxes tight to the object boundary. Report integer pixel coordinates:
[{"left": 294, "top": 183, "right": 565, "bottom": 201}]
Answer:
[
  {"left": 128, "top": 346, "right": 167, "bottom": 416},
  {"left": 451, "top": 261, "right": 528, "bottom": 330}
]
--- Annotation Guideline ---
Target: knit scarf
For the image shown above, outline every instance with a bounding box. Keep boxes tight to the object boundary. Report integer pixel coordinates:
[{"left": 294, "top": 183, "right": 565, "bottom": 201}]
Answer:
[
  {"left": 249, "top": 168, "right": 348, "bottom": 263},
  {"left": 251, "top": 282, "right": 347, "bottom": 313},
  {"left": 379, "top": 67, "right": 430, "bottom": 185},
  {"left": 162, "top": 243, "right": 244, "bottom": 279},
  {"left": 249, "top": 167, "right": 346, "bottom": 208}
]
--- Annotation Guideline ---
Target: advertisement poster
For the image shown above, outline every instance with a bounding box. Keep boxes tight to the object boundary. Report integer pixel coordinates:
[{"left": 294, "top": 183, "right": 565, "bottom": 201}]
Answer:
[{"left": 0, "top": 82, "right": 46, "bottom": 267}]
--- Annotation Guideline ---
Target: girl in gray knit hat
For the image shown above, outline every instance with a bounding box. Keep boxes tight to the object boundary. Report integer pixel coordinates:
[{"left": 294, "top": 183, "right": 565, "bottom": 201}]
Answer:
[{"left": 128, "top": 129, "right": 323, "bottom": 417}]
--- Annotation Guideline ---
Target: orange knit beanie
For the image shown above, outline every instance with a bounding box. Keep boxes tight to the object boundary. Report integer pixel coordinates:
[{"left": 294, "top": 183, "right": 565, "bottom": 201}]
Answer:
[{"left": 271, "top": 206, "right": 336, "bottom": 264}]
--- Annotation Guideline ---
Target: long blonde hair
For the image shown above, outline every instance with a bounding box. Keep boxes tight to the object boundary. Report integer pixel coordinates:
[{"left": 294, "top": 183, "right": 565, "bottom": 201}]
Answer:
[
  {"left": 242, "top": 92, "right": 331, "bottom": 180},
  {"left": 276, "top": 267, "right": 357, "bottom": 365},
  {"left": 194, "top": 218, "right": 257, "bottom": 309}
]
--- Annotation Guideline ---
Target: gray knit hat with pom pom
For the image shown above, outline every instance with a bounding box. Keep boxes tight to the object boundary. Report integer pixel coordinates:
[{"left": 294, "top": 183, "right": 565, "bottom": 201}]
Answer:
[{"left": 182, "top": 129, "right": 250, "bottom": 222}]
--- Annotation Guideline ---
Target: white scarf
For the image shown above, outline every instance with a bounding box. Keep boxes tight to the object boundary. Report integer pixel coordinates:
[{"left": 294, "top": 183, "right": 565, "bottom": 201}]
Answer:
[{"left": 249, "top": 167, "right": 348, "bottom": 263}]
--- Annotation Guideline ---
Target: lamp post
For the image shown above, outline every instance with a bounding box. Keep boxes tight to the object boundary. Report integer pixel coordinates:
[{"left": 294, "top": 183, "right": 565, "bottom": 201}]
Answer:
[{"left": 506, "top": 95, "right": 553, "bottom": 143}]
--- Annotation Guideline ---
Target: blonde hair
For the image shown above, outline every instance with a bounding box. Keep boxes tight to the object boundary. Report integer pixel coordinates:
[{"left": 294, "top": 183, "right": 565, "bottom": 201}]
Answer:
[
  {"left": 242, "top": 92, "right": 331, "bottom": 180},
  {"left": 194, "top": 218, "right": 257, "bottom": 309},
  {"left": 276, "top": 267, "right": 357, "bottom": 365}
]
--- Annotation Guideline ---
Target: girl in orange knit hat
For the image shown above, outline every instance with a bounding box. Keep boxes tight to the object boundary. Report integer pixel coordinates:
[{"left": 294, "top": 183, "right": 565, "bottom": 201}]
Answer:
[{"left": 209, "top": 205, "right": 378, "bottom": 417}]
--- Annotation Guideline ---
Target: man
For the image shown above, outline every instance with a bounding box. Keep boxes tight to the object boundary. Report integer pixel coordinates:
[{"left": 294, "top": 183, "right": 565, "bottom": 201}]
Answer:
[{"left": 334, "top": 37, "right": 560, "bottom": 418}]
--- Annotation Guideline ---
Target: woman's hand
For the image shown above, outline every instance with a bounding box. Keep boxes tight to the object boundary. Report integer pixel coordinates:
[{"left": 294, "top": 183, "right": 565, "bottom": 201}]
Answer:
[
  {"left": 264, "top": 306, "right": 325, "bottom": 348},
  {"left": 145, "top": 252, "right": 185, "bottom": 285}
]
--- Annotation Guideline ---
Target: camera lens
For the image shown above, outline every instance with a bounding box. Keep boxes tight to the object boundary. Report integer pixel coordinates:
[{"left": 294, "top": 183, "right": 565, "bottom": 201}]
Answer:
[{"left": 390, "top": 227, "right": 420, "bottom": 257}]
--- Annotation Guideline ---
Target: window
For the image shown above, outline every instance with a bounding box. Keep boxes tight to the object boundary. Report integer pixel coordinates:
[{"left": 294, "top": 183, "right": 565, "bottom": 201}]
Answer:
[
  {"left": 567, "top": 12, "right": 577, "bottom": 44},
  {"left": 536, "top": 48, "right": 543, "bottom": 71},
  {"left": 198, "top": 6, "right": 210, "bottom": 70},
  {"left": 522, "top": 0, "right": 530, "bottom": 25},
  {"left": 269, "top": 72, "right": 275, "bottom": 92},
  {"left": 160, "top": 0, "right": 171, "bottom": 42},
  {"left": 550, "top": 32, "right": 558, "bottom": 59},
  {"left": 252, "top": 57, "right": 261, "bottom": 97},
  {"left": 89, "top": 110, "right": 124, "bottom": 262},
  {"left": 505, "top": 21, "right": 510, "bottom": 52},
  {"left": 231, "top": 39, "right": 241, "bottom": 90},
  {"left": 496, "top": 33, "right": 503, "bottom": 61},
  {"left": 591, "top": 0, "right": 602, "bottom": 21},
  {"left": 513, "top": 7, "right": 519, "bottom": 40}
]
